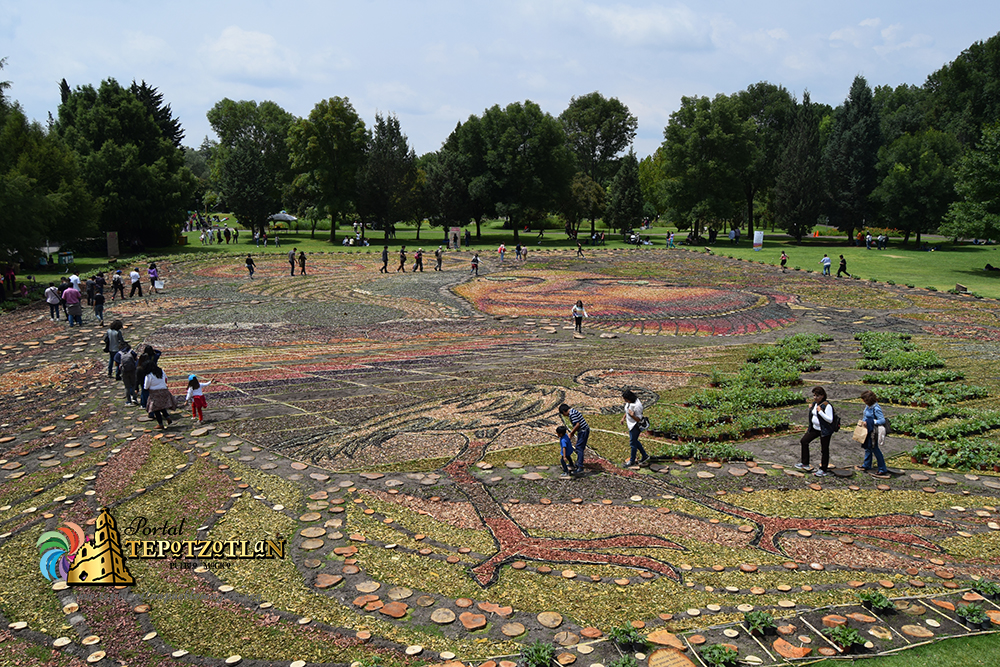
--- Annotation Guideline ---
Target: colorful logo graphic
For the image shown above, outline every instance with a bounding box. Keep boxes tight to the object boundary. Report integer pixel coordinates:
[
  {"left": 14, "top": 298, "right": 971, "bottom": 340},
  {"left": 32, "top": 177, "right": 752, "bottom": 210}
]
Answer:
[{"left": 37, "top": 522, "right": 85, "bottom": 582}]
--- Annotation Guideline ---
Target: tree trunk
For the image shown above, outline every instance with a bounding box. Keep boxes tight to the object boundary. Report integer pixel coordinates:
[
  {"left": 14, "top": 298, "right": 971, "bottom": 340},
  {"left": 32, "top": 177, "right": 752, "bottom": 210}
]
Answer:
[
  {"left": 311, "top": 218, "right": 317, "bottom": 239},
  {"left": 475, "top": 217, "right": 482, "bottom": 239},
  {"left": 745, "top": 188, "right": 755, "bottom": 240},
  {"left": 903, "top": 230, "right": 910, "bottom": 244},
  {"left": 416, "top": 222, "right": 421, "bottom": 241}
]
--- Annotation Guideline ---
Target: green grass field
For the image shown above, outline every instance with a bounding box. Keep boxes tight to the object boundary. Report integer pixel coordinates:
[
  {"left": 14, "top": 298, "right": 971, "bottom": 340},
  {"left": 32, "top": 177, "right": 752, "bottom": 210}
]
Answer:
[{"left": 25, "top": 218, "right": 1000, "bottom": 299}]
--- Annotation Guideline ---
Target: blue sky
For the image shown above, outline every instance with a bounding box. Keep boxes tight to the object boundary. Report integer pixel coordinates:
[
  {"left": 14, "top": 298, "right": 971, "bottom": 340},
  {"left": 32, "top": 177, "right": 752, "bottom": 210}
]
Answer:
[{"left": 2, "top": 1, "right": 998, "bottom": 157}]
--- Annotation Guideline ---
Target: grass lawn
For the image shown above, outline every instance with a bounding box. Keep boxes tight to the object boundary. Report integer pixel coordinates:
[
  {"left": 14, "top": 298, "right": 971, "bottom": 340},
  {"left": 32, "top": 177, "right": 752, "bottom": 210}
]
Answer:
[
  {"left": 24, "top": 218, "right": 1000, "bottom": 300},
  {"left": 816, "top": 633, "right": 1000, "bottom": 666}
]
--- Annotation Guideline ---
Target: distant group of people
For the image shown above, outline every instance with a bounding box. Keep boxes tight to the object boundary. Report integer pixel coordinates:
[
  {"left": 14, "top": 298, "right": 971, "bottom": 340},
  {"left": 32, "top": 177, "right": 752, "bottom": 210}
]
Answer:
[
  {"left": 244, "top": 249, "right": 307, "bottom": 279},
  {"left": 858, "top": 231, "right": 889, "bottom": 250},
  {"left": 41, "top": 264, "right": 160, "bottom": 326}
]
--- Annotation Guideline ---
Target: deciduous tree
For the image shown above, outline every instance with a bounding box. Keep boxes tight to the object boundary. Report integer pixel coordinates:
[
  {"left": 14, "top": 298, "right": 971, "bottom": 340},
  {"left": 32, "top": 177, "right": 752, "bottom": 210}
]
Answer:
[{"left": 941, "top": 121, "right": 1000, "bottom": 241}]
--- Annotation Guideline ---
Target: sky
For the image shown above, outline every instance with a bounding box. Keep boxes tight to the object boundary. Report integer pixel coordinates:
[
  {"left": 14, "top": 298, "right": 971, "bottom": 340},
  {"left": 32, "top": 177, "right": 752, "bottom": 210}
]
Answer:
[{"left": 2, "top": 1, "right": 999, "bottom": 158}]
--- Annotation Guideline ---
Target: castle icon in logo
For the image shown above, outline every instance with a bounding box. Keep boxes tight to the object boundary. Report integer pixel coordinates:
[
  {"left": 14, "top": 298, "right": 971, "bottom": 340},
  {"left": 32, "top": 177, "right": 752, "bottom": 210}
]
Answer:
[{"left": 67, "top": 507, "right": 135, "bottom": 585}]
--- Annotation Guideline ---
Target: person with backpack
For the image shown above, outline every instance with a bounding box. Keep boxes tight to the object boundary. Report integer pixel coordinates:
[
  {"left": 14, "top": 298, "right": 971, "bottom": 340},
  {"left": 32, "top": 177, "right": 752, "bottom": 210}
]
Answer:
[
  {"left": 858, "top": 390, "right": 890, "bottom": 478},
  {"left": 120, "top": 348, "right": 139, "bottom": 405},
  {"left": 44, "top": 282, "right": 61, "bottom": 320},
  {"left": 102, "top": 320, "right": 128, "bottom": 379},
  {"left": 796, "top": 386, "right": 837, "bottom": 477},
  {"left": 111, "top": 271, "right": 126, "bottom": 301}
]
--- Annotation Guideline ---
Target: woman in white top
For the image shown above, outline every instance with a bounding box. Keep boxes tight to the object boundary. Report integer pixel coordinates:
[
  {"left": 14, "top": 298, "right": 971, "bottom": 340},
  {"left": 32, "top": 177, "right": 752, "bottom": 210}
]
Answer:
[
  {"left": 620, "top": 389, "right": 649, "bottom": 466},
  {"left": 796, "top": 386, "right": 835, "bottom": 476},
  {"left": 144, "top": 366, "right": 177, "bottom": 428},
  {"left": 572, "top": 300, "right": 588, "bottom": 334}
]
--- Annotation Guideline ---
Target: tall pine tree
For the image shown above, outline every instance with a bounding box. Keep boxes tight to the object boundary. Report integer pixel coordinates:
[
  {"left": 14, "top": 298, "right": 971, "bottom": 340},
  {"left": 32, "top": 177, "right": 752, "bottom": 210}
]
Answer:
[
  {"left": 774, "top": 92, "right": 822, "bottom": 241},
  {"left": 822, "top": 76, "right": 882, "bottom": 241}
]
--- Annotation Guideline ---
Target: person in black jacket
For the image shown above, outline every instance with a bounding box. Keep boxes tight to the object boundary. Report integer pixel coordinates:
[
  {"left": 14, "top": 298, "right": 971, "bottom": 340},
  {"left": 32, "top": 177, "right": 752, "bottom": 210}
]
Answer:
[{"left": 796, "top": 386, "right": 836, "bottom": 476}]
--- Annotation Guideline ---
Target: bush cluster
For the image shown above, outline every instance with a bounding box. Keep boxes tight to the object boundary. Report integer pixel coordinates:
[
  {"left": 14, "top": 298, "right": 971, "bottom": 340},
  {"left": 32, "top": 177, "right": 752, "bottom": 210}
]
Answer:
[{"left": 654, "top": 334, "right": 829, "bottom": 449}]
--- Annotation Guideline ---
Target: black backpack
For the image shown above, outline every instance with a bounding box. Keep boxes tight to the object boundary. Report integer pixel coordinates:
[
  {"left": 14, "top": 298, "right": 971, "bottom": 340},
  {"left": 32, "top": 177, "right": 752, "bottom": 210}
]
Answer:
[{"left": 830, "top": 406, "right": 841, "bottom": 432}]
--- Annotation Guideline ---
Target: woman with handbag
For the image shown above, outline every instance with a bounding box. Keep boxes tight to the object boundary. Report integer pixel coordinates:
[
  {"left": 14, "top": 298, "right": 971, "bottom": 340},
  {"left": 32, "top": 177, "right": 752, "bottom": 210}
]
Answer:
[
  {"left": 620, "top": 389, "right": 650, "bottom": 467},
  {"left": 796, "top": 386, "right": 835, "bottom": 477},
  {"left": 858, "top": 390, "right": 890, "bottom": 478}
]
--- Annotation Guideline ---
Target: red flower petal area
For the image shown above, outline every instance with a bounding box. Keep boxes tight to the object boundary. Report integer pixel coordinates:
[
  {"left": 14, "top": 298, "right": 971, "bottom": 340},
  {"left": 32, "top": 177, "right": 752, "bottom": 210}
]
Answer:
[{"left": 454, "top": 276, "right": 796, "bottom": 335}]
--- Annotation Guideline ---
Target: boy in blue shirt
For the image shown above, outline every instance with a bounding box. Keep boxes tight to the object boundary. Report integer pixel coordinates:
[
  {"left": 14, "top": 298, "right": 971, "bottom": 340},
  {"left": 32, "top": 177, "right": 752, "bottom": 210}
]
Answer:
[{"left": 557, "top": 425, "right": 573, "bottom": 479}]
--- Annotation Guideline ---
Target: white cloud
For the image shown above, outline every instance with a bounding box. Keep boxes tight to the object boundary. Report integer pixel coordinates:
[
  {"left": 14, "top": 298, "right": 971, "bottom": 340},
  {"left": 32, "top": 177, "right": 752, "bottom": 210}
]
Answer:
[
  {"left": 202, "top": 26, "right": 299, "bottom": 86},
  {"left": 860, "top": 18, "right": 882, "bottom": 28},
  {"left": 582, "top": 2, "right": 712, "bottom": 49}
]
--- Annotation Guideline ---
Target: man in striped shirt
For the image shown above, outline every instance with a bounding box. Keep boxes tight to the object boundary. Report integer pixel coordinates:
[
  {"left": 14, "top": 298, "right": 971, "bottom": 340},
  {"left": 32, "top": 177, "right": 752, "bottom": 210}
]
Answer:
[{"left": 558, "top": 403, "right": 590, "bottom": 475}]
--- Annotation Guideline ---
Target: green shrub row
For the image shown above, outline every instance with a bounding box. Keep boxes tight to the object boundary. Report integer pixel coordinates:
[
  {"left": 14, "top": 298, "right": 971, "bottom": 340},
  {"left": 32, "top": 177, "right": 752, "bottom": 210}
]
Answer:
[
  {"left": 861, "top": 370, "right": 965, "bottom": 385},
  {"left": 870, "top": 383, "right": 988, "bottom": 407},
  {"left": 653, "top": 334, "right": 828, "bottom": 451},
  {"left": 854, "top": 332, "right": 943, "bottom": 370}
]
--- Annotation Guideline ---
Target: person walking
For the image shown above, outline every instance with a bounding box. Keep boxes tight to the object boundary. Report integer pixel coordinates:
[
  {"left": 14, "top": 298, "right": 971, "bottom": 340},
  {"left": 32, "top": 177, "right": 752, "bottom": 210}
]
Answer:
[
  {"left": 63, "top": 282, "right": 83, "bottom": 327},
  {"left": 111, "top": 271, "right": 126, "bottom": 301},
  {"left": 576, "top": 241, "right": 585, "bottom": 258},
  {"left": 44, "top": 282, "right": 61, "bottom": 320},
  {"left": 780, "top": 251, "right": 788, "bottom": 273},
  {"left": 558, "top": 403, "right": 590, "bottom": 475},
  {"left": 93, "top": 289, "right": 105, "bottom": 325},
  {"left": 413, "top": 248, "right": 424, "bottom": 272},
  {"left": 497, "top": 243, "right": 506, "bottom": 265},
  {"left": 298, "top": 251, "right": 307, "bottom": 275},
  {"left": 572, "top": 300, "right": 588, "bottom": 334},
  {"left": 820, "top": 254, "right": 832, "bottom": 276},
  {"left": 837, "top": 255, "right": 850, "bottom": 278},
  {"left": 102, "top": 320, "right": 127, "bottom": 378},
  {"left": 380, "top": 246, "right": 389, "bottom": 273},
  {"left": 245, "top": 254, "right": 256, "bottom": 279},
  {"left": 796, "top": 386, "right": 836, "bottom": 476},
  {"left": 120, "top": 348, "right": 139, "bottom": 405},
  {"left": 184, "top": 374, "right": 212, "bottom": 423},
  {"left": 620, "top": 389, "right": 649, "bottom": 467},
  {"left": 144, "top": 365, "right": 177, "bottom": 429},
  {"left": 148, "top": 263, "right": 159, "bottom": 294},
  {"left": 470, "top": 253, "right": 480, "bottom": 276},
  {"left": 434, "top": 246, "right": 443, "bottom": 271},
  {"left": 397, "top": 247, "right": 407, "bottom": 272},
  {"left": 289, "top": 248, "right": 297, "bottom": 275},
  {"left": 129, "top": 268, "right": 143, "bottom": 297},
  {"left": 858, "top": 390, "right": 890, "bottom": 478}
]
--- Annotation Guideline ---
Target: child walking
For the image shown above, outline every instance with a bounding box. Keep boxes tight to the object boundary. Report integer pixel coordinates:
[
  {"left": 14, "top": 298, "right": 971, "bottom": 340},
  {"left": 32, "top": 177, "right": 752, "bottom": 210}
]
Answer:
[
  {"left": 184, "top": 374, "right": 212, "bottom": 423},
  {"left": 556, "top": 425, "right": 574, "bottom": 480}
]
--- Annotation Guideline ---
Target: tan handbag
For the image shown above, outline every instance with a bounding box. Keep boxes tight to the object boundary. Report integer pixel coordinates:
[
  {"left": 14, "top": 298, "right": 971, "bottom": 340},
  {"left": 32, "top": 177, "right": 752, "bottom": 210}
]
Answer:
[{"left": 852, "top": 419, "right": 868, "bottom": 444}]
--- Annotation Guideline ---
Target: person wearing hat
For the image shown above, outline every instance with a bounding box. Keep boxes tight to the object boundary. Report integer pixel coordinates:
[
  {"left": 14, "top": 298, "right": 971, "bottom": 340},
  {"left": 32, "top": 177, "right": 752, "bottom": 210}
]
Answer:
[
  {"left": 413, "top": 248, "right": 424, "bottom": 272},
  {"left": 184, "top": 374, "right": 212, "bottom": 423},
  {"left": 434, "top": 246, "right": 443, "bottom": 271}
]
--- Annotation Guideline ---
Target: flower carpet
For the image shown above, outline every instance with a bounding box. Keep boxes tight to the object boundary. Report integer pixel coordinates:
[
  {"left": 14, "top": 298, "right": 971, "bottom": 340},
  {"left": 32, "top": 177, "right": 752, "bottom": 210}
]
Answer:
[{"left": 2, "top": 248, "right": 1000, "bottom": 666}]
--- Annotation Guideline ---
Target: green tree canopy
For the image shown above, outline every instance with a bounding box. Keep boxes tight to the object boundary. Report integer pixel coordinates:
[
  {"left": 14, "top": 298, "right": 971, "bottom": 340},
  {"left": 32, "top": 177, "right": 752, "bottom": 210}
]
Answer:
[
  {"left": 55, "top": 77, "right": 193, "bottom": 247},
  {"left": 941, "top": 121, "right": 1000, "bottom": 241},
  {"left": 822, "top": 75, "right": 882, "bottom": 241},
  {"left": 1, "top": 87, "right": 98, "bottom": 261},
  {"left": 604, "top": 151, "right": 644, "bottom": 234},
  {"left": 287, "top": 97, "right": 367, "bottom": 240},
  {"left": 660, "top": 94, "right": 743, "bottom": 238},
  {"left": 207, "top": 99, "right": 294, "bottom": 236},
  {"left": 872, "top": 128, "right": 961, "bottom": 244},
  {"left": 356, "top": 112, "right": 417, "bottom": 236},
  {"left": 924, "top": 32, "right": 1000, "bottom": 146},
  {"left": 559, "top": 91, "right": 638, "bottom": 186},
  {"left": 477, "top": 101, "right": 575, "bottom": 241},
  {"left": 733, "top": 82, "right": 795, "bottom": 238},
  {"left": 773, "top": 92, "right": 823, "bottom": 241}
]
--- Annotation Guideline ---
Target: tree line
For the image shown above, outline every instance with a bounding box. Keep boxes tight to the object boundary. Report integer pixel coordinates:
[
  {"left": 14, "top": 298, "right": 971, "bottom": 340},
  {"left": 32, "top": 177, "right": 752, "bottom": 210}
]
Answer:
[{"left": 3, "top": 31, "right": 1000, "bottom": 262}]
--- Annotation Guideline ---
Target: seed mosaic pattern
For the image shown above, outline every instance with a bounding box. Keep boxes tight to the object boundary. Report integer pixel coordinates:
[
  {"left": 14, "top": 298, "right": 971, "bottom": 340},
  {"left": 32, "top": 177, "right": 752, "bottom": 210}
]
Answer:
[{"left": 2, "top": 249, "right": 1000, "bottom": 666}]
